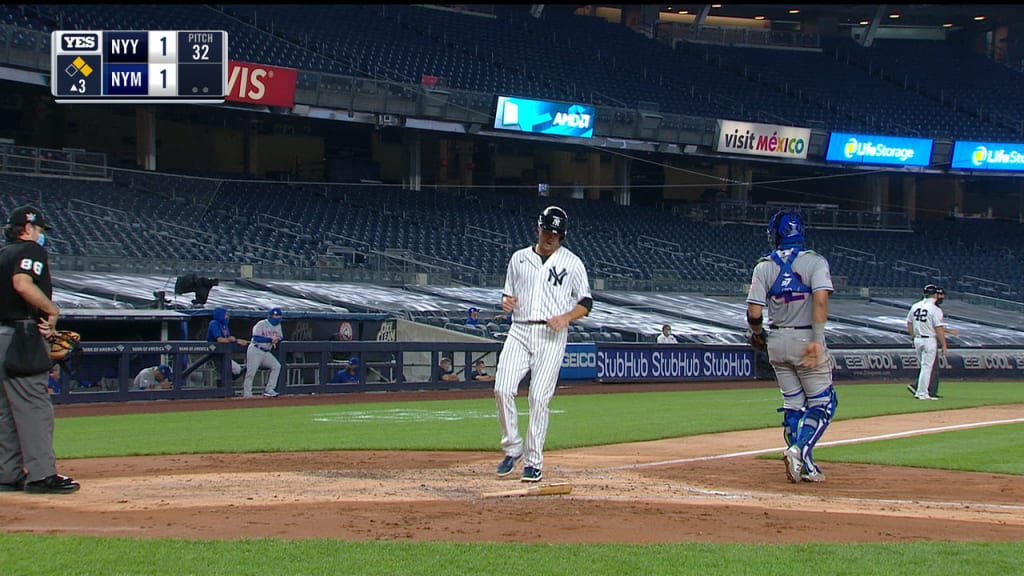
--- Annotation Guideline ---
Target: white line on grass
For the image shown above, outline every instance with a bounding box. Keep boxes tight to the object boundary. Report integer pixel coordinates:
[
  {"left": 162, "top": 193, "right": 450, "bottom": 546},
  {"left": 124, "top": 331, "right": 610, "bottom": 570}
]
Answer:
[
  {"left": 622, "top": 485, "right": 1024, "bottom": 513},
  {"left": 600, "top": 416, "right": 1024, "bottom": 471}
]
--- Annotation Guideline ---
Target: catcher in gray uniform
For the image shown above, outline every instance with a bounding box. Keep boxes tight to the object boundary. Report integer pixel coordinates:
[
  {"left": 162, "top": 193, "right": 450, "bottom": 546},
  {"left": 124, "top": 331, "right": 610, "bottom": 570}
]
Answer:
[{"left": 745, "top": 210, "right": 836, "bottom": 483}]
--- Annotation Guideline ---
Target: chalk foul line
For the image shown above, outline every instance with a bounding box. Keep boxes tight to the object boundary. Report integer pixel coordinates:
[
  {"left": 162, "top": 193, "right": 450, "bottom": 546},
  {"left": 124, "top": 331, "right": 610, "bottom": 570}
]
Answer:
[{"left": 598, "top": 416, "right": 1024, "bottom": 471}]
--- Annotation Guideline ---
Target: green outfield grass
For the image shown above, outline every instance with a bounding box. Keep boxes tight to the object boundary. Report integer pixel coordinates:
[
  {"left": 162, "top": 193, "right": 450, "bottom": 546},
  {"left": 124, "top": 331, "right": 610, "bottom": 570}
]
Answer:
[
  {"left": 3, "top": 380, "right": 1019, "bottom": 573},
  {"left": 816, "top": 421, "right": 1024, "bottom": 475},
  {"left": 0, "top": 535, "right": 1021, "bottom": 576}
]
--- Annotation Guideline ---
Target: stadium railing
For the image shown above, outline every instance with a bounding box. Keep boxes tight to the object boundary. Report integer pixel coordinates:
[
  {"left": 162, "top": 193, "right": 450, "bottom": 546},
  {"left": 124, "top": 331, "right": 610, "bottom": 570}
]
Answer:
[{"left": 0, "top": 144, "right": 109, "bottom": 178}]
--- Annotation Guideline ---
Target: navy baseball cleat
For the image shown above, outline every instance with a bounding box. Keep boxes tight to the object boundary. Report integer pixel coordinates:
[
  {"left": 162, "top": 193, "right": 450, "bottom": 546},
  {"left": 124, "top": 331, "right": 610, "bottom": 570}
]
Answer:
[
  {"left": 0, "top": 474, "right": 26, "bottom": 492},
  {"left": 496, "top": 454, "right": 522, "bottom": 477},
  {"left": 521, "top": 466, "right": 543, "bottom": 483},
  {"left": 24, "top": 474, "right": 80, "bottom": 494}
]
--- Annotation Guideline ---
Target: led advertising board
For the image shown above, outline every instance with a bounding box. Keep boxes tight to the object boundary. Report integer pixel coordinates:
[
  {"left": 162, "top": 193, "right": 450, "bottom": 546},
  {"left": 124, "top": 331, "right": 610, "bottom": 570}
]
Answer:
[
  {"left": 826, "top": 132, "right": 933, "bottom": 167},
  {"left": 493, "top": 95, "right": 595, "bottom": 138},
  {"left": 950, "top": 140, "right": 1024, "bottom": 172}
]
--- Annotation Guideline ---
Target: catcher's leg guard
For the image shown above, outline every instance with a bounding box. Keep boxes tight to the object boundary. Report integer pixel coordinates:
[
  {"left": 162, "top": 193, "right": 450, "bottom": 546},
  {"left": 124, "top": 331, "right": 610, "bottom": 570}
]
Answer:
[
  {"left": 795, "top": 387, "right": 837, "bottom": 466},
  {"left": 778, "top": 407, "right": 803, "bottom": 448}
]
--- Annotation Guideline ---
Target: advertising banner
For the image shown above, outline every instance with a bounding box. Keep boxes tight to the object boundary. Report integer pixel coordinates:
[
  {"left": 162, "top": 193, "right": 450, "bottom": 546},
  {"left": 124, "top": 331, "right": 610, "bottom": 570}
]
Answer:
[
  {"left": 493, "top": 96, "right": 595, "bottom": 138},
  {"left": 950, "top": 140, "right": 1024, "bottom": 172},
  {"left": 832, "top": 349, "right": 1024, "bottom": 380},
  {"left": 826, "top": 132, "right": 933, "bottom": 167},
  {"left": 715, "top": 120, "right": 810, "bottom": 159},
  {"left": 596, "top": 346, "right": 754, "bottom": 382},
  {"left": 560, "top": 343, "right": 598, "bottom": 380},
  {"left": 225, "top": 60, "right": 298, "bottom": 107}
]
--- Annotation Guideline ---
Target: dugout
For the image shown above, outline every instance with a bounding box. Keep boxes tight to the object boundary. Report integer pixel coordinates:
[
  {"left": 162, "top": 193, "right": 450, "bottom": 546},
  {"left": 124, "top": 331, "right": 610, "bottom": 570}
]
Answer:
[{"left": 52, "top": 313, "right": 501, "bottom": 403}]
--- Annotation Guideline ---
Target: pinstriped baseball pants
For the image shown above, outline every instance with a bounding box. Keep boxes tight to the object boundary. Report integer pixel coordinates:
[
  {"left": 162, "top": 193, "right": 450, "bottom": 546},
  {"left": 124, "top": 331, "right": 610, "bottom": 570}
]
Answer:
[{"left": 494, "top": 322, "right": 568, "bottom": 470}]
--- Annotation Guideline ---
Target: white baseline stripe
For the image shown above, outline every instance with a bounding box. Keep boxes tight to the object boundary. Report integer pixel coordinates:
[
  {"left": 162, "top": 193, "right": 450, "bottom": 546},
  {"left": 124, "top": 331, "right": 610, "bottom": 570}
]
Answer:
[
  {"left": 600, "top": 417, "right": 1024, "bottom": 472},
  {"left": 588, "top": 485, "right": 1024, "bottom": 513}
]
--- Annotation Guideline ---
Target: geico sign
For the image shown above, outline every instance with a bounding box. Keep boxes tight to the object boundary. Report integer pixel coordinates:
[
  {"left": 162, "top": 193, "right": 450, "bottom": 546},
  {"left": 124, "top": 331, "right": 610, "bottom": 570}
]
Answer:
[
  {"left": 226, "top": 61, "right": 298, "bottom": 107},
  {"left": 562, "top": 351, "right": 596, "bottom": 368}
]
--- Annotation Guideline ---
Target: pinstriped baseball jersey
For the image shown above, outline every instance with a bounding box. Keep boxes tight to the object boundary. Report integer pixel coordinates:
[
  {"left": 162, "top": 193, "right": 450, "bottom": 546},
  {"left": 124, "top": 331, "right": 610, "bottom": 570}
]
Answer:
[
  {"left": 906, "top": 298, "right": 944, "bottom": 337},
  {"left": 746, "top": 248, "right": 832, "bottom": 328},
  {"left": 495, "top": 242, "right": 591, "bottom": 472},
  {"left": 503, "top": 245, "right": 591, "bottom": 320}
]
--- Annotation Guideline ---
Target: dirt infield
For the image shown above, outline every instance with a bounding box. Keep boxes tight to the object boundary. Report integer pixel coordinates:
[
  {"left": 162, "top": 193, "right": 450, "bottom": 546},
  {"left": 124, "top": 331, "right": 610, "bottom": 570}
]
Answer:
[{"left": 2, "top": 383, "right": 1023, "bottom": 544}]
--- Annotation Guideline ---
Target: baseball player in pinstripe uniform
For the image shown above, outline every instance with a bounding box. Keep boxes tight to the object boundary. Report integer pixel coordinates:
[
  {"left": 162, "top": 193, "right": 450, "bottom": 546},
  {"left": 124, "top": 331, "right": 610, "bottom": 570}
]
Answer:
[
  {"left": 906, "top": 284, "right": 946, "bottom": 400},
  {"left": 494, "top": 206, "right": 592, "bottom": 483},
  {"left": 241, "top": 307, "right": 284, "bottom": 398},
  {"left": 746, "top": 210, "right": 836, "bottom": 483}
]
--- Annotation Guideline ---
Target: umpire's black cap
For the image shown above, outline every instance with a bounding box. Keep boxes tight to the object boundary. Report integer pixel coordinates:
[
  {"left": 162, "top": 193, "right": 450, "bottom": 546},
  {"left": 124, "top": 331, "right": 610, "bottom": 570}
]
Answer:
[{"left": 6, "top": 205, "right": 52, "bottom": 230}]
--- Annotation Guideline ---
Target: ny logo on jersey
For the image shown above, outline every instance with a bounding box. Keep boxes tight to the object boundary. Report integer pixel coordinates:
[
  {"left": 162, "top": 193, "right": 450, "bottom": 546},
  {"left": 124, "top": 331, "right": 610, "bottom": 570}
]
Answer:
[{"left": 548, "top": 267, "right": 568, "bottom": 286}]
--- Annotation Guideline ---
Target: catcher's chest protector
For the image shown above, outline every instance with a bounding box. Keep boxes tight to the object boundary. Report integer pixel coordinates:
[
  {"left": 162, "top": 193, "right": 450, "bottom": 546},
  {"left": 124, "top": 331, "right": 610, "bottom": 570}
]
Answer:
[{"left": 768, "top": 248, "right": 810, "bottom": 302}]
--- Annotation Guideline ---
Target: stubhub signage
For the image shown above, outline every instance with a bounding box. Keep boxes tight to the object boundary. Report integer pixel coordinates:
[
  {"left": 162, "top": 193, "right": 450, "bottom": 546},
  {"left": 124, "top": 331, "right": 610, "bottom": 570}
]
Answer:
[
  {"left": 826, "top": 132, "right": 932, "bottom": 167},
  {"left": 597, "top": 347, "right": 753, "bottom": 382},
  {"left": 493, "top": 96, "right": 595, "bottom": 139},
  {"left": 950, "top": 140, "right": 1024, "bottom": 172}
]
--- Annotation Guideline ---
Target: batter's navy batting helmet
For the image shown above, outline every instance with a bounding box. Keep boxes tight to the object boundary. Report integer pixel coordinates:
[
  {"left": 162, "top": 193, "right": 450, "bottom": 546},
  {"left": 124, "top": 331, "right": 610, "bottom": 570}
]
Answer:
[
  {"left": 923, "top": 284, "right": 939, "bottom": 296},
  {"left": 538, "top": 206, "right": 568, "bottom": 237},
  {"left": 768, "top": 209, "right": 805, "bottom": 248}
]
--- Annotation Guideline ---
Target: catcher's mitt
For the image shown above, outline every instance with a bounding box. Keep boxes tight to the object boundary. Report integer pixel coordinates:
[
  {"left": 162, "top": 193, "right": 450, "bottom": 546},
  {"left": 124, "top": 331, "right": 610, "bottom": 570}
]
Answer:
[
  {"left": 745, "top": 328, "right": 768, "bottom": 352},
  {"left": 48, "top": 330, "right": 81, "bottom": 362}
]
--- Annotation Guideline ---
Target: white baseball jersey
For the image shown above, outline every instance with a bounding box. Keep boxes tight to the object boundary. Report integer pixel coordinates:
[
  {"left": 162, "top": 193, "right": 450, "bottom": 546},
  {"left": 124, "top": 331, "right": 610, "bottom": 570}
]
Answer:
[
  {"left": 495, "top": 243, "right": 591, "bottom": 471},
  {"left": 906, "top": 297, "right": 944, "bottom": 399},
  {"left": 503, "top": 245, "right": 591, "bottom": 321},
  {"left": 906, "top": 298, "right": 944, "bottom": 338},
  {"left": 657, "top": 333, "right": 678, "bottom": 344}
]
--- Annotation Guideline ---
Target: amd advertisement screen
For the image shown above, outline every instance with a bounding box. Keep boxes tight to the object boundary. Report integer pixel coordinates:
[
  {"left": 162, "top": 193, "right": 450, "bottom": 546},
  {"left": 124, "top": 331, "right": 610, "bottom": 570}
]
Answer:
[{"left": 493, "top": 96, "right": 595, "bottom": 139}]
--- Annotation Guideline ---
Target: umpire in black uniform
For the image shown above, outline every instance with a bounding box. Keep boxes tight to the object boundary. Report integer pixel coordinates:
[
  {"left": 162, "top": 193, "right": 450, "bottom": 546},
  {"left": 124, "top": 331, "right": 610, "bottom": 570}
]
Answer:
[{"left": 0, "top": 206, "right": 79, "bottom": 494}]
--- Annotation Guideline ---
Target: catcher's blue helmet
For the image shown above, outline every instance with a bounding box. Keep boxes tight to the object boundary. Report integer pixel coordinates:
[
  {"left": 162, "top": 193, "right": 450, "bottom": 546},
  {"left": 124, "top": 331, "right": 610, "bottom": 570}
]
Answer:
[
  {"left": 768, "top": 209, "right": 805, "bottom": 248},
  {"left": 538, "top": 206, "right": 569, "bottom": 237}
]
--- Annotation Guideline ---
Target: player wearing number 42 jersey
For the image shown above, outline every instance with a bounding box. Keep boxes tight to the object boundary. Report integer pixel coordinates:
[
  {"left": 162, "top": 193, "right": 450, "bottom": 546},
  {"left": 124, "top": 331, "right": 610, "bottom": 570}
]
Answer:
[
  {"left": 906, "top": 284, "right": 947, "bottom": 400},
  {"left": 494, "top": 206, "right": 592, "bottom": 483}
]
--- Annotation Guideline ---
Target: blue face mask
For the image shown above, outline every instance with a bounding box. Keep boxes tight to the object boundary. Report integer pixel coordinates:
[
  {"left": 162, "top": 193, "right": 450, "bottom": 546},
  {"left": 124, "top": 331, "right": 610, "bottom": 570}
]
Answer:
[
  {"left": 268, "top": 317, "right": 281, "bottom": 326},
  {"left": 36, "top": 233, "right": 45, "bottom": 247}
]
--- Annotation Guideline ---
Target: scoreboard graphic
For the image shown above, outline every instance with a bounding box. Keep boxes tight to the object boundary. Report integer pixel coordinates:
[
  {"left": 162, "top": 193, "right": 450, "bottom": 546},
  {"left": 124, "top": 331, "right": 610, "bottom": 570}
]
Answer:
[{"left": 51, "top": 30, "right": 228, "bottom": 103}]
